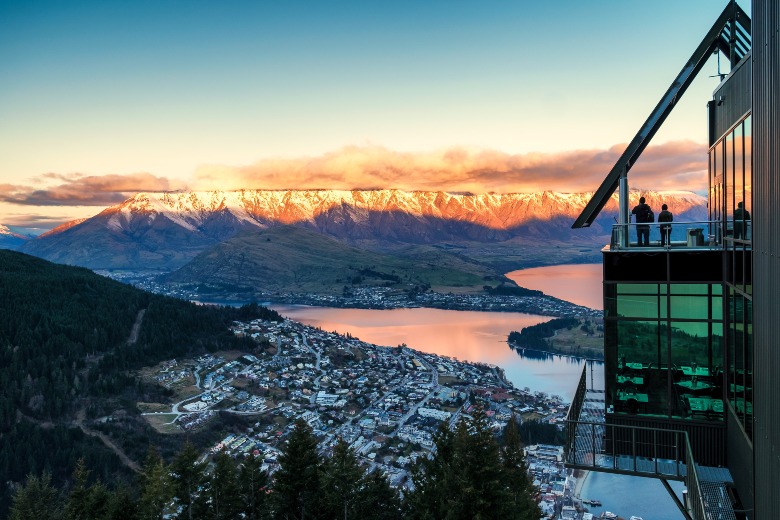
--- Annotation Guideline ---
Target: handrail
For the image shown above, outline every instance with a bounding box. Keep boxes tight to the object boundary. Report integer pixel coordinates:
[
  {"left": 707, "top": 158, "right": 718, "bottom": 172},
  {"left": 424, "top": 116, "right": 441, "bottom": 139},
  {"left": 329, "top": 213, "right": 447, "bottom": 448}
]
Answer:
[
  {"left": 564, "top": 366, "right": 588, "bottom": 464},
  {"left": 684, "top": 435, "right": 708, "bottom": 520},
  {"left": 608, "top": 219, "right": 735, "bottom": 250},
  {"left": 565, "top": 365, "right": 721, "bottom": 520}
]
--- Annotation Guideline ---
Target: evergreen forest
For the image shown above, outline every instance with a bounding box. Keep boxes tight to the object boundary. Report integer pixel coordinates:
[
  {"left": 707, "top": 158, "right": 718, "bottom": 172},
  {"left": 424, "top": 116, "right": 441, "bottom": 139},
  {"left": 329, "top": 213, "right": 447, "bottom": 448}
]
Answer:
[
  {"left": 9, "top": 410, "right": 540, "bottom": 520},
  {"left": 1, "top": 250, "right": 541, "bottom": 519},
  {"left": 0, "top": 250, "right": 281, "bottom": 517},
  {"left": 507, "top": 318, "right": 580, "bottom": 349}
]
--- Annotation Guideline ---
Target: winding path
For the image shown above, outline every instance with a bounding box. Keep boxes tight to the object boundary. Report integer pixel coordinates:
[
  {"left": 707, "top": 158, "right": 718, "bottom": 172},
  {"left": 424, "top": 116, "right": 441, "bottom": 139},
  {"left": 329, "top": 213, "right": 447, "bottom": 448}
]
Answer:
[{"left": 126, "top": 309, "right": 146, "bottom": 345}]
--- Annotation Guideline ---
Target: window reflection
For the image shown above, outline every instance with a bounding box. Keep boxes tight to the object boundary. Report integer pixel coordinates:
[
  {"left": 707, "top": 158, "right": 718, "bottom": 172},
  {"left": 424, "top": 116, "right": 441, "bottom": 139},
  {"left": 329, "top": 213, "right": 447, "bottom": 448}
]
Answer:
[{"left": 606, "top": 283, "right": 724, "bottom": 420}]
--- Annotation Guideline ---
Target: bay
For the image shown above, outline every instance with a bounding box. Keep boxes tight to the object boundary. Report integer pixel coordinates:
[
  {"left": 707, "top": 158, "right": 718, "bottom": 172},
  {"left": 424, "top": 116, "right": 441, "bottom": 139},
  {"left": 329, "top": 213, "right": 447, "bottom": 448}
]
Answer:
[
  {"left": 264, "top": 262, "right": 685, "bottom": 518},
  {"left": 506, "top": 263, "right": 604, "bottom": 310},
  {"left": 269, "top": 305, "right": 601, "bottom": 398}
]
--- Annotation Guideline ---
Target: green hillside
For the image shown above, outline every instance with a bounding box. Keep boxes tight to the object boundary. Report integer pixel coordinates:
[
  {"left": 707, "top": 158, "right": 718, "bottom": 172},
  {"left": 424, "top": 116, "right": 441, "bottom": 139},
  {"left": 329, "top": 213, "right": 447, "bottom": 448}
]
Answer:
[
  {"left": 0, "top": 250, "right": 280, "bottom": 517},
  {"left": 164, "top": 225, "right": 500, "bottom": 296}
]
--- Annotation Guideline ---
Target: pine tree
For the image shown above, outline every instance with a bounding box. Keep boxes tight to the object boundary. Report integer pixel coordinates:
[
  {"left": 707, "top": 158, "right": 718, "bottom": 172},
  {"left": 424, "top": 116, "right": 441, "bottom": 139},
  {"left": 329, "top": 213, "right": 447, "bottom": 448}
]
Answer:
[
  {"left": 501, "top": 416, "right": 542, "bottom": 520},
  {"left": 455, "top": 404, "right": 514, "bottom": 519},
  {"left": 9, "top": 471, "right": 63, "bottom": 520},
  {"left": 203, "top": 452, "right": 242, "bottom": 520},
  {"left": 64, "top": 458, "right": 112, "bottom": 520},
  {"left": 319, "top": 438, "right": 365, "bottom": 519},
  {"left": 354, "top": 470, "right": 402, "bottom": 520},
  {"left": 137, "top": 448, "right": 173, "bottom": 520},
  {"left": 103, "top": 482, "right": 137, "bottom": 520},
  {"left": 271, "top": 419, "right": 321, "bottom": 519},
  {"left": 406, "top": 423, "right": 458, "bottom": 519},
  {"left": 239, "top": 453, "right": 269, "bottom": 520},
  {"left": 171, "top": 441, "right": 206, "bottom": 520}
]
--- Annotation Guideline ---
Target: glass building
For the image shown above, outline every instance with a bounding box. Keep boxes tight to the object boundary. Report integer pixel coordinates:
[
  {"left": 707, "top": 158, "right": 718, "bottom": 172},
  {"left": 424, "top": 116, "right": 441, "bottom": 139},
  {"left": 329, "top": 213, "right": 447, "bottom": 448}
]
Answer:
[{"left": 565, "top": 1, "right": 778, "bottom": 518}]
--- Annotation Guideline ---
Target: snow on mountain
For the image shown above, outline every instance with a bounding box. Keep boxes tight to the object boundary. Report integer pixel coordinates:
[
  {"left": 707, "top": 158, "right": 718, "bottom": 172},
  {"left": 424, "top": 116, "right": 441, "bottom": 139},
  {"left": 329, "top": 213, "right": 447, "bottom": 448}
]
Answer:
[
  {"left": 82, "top": 189, "right": 706, "bottom": 233},
  {"left": 20, "top": 189, "right": 707, "bottom": 270},
  {"left": 0, "top": 224, "right": 28, "bottom": 250}
]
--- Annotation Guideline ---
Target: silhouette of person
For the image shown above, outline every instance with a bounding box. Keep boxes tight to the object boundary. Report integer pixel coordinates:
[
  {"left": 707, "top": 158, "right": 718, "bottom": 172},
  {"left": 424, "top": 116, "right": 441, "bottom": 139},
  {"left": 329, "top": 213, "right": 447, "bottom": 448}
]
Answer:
[
  {"left": 631, "top": 196, "right": 653, "bottom": 246},
  {"left": 658, "top": 204, "right": 673, "bottom": 246},
  {"left": 734, "top": 201, "right": 750, "bottom": 239}
]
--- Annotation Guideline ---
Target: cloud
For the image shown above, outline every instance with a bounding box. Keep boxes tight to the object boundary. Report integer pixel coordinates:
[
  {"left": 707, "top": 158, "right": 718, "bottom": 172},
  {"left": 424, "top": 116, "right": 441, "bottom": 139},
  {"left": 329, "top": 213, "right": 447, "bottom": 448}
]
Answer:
[
  {"left": 0, "top": 141, "right": 707, "bottom": 230},
  {"left": 192, "top": 140, "right": 708, "bottom": 194},
  {"left": 0, "top": 172, "right": 182, "bottom": 206}
]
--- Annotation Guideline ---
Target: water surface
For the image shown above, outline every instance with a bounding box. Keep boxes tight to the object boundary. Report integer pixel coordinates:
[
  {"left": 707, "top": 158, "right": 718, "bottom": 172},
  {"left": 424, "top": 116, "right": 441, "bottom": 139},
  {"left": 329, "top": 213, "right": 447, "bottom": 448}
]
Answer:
[
  {"left": 579, "top": 471, "right": 685, "bottom": 519},
  {"left": 506, "top": 263, "right": 603, "bottom": 310},
  {"left": 270, "top": 305, "right": 599, "bottom": 398}
]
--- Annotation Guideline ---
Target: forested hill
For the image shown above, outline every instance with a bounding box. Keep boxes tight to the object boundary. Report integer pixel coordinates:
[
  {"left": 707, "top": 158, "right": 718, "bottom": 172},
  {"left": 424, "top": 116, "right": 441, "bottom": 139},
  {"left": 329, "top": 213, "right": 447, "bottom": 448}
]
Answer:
[{"left": 0, "top": 250, "right": 281, "bottom": 517}]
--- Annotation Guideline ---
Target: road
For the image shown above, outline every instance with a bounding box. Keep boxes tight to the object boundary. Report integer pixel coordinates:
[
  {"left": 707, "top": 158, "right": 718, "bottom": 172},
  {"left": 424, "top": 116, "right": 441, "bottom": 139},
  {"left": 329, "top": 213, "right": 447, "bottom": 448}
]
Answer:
[{"left": 299, "top": 332, "right": 321, "bottom": 370}]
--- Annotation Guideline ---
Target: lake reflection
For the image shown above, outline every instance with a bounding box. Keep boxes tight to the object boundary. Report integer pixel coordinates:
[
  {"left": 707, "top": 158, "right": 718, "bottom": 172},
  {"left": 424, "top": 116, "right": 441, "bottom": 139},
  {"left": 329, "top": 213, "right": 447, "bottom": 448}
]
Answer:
[
  {"left": 270, "top": 305, "right": 601, "bottom": 399},
  {"left": 506, "top": 263, "right": 603, "bottom": 310}
]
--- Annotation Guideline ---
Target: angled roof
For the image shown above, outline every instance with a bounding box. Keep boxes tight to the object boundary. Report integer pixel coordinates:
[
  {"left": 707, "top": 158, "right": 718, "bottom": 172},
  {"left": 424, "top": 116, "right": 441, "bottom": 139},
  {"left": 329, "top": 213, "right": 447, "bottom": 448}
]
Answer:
[{"left": 572, "top": 1, "right": 751, "bottom": 229}]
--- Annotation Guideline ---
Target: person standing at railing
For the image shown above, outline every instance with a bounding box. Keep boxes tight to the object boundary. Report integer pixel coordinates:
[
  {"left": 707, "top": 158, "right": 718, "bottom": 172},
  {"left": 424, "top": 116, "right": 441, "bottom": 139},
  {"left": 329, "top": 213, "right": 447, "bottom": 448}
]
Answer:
[
  {"left": 734, "top": 201, "right": 750, "bottom": 239},
  {"left": 658, "top": 204, "right": 673, "bottom": 246},
  {"left": 631, "top": 196, "right": 654, "bottom": 246}
]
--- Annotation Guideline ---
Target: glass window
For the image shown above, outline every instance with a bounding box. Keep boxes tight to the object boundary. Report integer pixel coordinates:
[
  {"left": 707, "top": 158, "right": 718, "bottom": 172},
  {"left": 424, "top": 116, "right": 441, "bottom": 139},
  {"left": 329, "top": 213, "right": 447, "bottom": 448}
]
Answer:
[
  {"left": 711, "top": 294, "right": 723, "bottom": 321},
  {"left": 617, "top": 284, "right": 659, "bottom": 295},
  {"left": 744, "top": 298, "right": 753, "bottom": 438},
  {"left": 617, "top": 294, "right": 664, "bottom": 319},
  {"left": 743, "top": 116, "right": 752, "bottom": 241},
  {"left": 615, "top": 320, "right": 668, "bottom": 416},
  {"left": 670, "top": 296, "right": 710, "bottom": 320},
  {"left": 670, "top": 284, "right": 709, "bottom": 295},
  {"left": 725, "top": 130, "right": 734, "bottom": 235},
  {"left": 734, "top": 122, "right": 744, "bottom": 222}
]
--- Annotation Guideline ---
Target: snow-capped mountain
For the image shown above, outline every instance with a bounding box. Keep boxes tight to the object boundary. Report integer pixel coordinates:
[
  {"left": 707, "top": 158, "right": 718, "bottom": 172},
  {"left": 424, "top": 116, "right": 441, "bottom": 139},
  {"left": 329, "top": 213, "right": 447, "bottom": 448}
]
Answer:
[
  {"left": 0, "top": 224, "right": 28, "bottom": 250},
  {"left": 20, "top": 189, "right": 707, "bottom": 270}
]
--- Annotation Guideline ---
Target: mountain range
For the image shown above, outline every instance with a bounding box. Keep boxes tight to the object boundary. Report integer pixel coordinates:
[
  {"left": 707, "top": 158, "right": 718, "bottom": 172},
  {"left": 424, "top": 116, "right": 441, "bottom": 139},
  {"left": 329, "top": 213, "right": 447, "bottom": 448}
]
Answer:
[{"left": 14, "top": 189, "right": 707, "bottom": 272}]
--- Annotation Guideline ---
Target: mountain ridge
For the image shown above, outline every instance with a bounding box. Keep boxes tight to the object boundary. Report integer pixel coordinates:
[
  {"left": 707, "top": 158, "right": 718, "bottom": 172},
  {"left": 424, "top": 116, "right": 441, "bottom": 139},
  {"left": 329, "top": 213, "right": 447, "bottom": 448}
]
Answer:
[{"left": 19, "top": 188, "right": 707, "bottom": 270}]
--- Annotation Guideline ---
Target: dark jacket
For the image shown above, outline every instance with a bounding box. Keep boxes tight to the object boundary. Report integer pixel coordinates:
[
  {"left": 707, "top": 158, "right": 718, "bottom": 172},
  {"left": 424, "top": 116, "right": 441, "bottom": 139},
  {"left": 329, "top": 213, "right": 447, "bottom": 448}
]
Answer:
[
  {"left": 658, "top": 210, "right": 673, "bottom": 226},
  {"left": 632, "top": 203, "right": 653, "bottom": 224}
]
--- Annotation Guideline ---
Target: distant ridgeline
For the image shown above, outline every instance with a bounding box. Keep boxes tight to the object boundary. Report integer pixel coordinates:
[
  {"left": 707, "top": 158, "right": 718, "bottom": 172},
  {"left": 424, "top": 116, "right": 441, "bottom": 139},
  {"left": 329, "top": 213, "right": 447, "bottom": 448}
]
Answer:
[
  {"left": 507, "top": 317, "right": 604, "bottom": 360},
  {"left": 0, "top": 250, "right": 282, "bottom": 517}
]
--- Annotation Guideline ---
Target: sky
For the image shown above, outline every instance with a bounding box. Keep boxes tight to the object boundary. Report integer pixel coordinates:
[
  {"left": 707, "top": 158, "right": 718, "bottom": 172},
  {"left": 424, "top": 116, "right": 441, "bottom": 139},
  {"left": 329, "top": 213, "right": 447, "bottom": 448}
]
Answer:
[{"left": 0, "top": 0, "right": 749, "bottom": 232}]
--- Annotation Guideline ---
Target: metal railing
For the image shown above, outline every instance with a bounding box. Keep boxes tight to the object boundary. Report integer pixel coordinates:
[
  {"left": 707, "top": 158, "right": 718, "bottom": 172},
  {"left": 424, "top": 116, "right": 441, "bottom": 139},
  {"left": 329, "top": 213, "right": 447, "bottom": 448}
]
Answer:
[
  {"left": 609, "top": 220, "right": 728, "bottom": 250},
  {"left": 684, "top": 435, "right": 708, "bottom": 520},
  {"left": 566, "top": 420, "right": 688, "bottom": 478},
  {"left": 565, "top": 367, "right": 714, "bottom": 520},
  {"left": 564, "top": 364, "right": 588, "bottom": 456}
]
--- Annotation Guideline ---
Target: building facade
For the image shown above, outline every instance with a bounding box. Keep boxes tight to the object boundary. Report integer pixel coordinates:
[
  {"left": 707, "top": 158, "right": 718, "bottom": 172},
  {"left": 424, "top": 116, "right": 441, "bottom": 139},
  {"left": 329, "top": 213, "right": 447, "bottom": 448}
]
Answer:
[{"left": 566, "top": 1, "right": 778, "bottom": 518}]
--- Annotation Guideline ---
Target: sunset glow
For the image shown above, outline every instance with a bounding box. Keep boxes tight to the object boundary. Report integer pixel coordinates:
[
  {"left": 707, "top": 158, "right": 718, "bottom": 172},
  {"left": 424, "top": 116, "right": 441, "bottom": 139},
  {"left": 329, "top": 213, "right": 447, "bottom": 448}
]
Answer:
[{"left": 0, "top": 0, "right": 749, "bottom": 231}]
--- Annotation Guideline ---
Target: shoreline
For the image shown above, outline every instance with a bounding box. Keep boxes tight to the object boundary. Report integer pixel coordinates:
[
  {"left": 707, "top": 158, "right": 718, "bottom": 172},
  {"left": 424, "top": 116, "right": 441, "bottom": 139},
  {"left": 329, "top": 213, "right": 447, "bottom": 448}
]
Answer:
[
  {"left": 510, "top": 344, "right": 604, "bottom": 362},
  {"left": 573, "top": 469, "right": 591, "bottom": 498}
]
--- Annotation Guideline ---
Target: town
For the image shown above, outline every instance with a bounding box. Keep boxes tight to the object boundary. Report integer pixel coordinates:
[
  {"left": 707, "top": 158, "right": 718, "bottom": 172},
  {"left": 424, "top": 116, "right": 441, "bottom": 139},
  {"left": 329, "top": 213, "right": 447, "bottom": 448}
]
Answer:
[
  {"left": 138, "top": 316, "right": 593, "bottom": 517},
  {"left": 100, "top": 271, "right": 601, "bottom": 319}
]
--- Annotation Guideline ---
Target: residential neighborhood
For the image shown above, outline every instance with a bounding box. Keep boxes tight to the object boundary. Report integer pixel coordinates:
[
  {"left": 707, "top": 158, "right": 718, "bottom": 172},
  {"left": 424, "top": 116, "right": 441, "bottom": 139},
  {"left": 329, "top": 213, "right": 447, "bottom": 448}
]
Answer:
[{"left": 138, "top": 316, "right": 574, "bottom": 499}]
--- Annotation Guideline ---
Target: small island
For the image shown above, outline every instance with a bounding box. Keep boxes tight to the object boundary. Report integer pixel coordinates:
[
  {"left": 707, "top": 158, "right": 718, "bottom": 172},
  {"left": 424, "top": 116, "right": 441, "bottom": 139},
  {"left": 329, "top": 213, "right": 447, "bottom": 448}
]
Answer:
[{"left": 508, "top": 317, "right": 604, "bottom": 360}]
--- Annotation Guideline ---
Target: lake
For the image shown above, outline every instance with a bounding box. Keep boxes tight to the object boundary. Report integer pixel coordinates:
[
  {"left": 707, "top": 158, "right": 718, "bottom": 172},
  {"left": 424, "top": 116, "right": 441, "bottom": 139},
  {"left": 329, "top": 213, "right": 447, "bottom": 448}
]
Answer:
[
  {"left": 506, "top": 263, "right": 604, "bottom": 310},
  {"left": 579, "top": 470, "right": 685, "bottom": 520},
  {"left": 267, "top": 262, "right": 683, "bottom": 517},
  {"left": 268, "top": 262, "right": 605, "bottom": 398},
  {"left": 269, "top": 305, "right": 602, "bottom": 398}
]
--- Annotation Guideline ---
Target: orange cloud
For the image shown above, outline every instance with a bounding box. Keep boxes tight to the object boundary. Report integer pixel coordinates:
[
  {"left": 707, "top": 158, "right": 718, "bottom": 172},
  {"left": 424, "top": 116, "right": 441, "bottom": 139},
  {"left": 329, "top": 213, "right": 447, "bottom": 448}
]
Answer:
[
  {"left": 1, "top": 141, "right": 707, "bottom": 216},
  {"left": 193, "top": 140, "right": 708, "bottom": 194},
  {"left": 1, "top": 172, "right": 183, "bottom": 206}
]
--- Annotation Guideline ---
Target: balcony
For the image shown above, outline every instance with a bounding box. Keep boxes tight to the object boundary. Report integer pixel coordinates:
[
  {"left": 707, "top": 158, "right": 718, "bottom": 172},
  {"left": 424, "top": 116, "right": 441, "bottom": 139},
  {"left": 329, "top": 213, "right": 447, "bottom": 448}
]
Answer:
[
  {"left": 565, "top": 367, "right": 738, "bottom": 520},
  {"left": 608, "top": 220, "right": 751, "bottom": 251}
]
